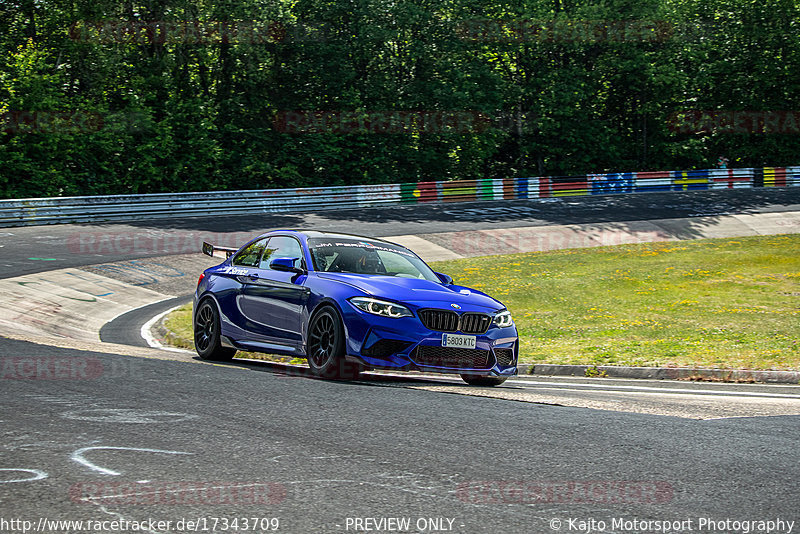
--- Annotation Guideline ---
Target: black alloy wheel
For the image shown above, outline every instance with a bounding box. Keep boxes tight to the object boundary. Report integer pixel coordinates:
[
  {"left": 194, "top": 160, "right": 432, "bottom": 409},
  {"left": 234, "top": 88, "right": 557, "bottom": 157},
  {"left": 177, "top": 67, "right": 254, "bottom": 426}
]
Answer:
[
  {"left": 194, "top": 299, "right": 236, "bottom": 361},
  {"left": 307, "top": 306, "right": 360, "bottom": 379}
]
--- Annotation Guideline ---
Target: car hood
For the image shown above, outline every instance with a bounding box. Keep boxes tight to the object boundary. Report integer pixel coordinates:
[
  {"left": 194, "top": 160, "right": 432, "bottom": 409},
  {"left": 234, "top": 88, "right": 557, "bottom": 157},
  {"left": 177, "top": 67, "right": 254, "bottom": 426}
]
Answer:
[{"left": 315, "top": 272, "right": 504, "bottom": 310}]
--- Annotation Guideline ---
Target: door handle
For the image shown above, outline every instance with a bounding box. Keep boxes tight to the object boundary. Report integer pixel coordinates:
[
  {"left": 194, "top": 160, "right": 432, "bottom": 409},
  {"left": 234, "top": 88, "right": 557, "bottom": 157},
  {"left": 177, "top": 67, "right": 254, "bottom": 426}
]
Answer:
[{"left": 237, "top": 273, "right": 260, "bottom": 284}]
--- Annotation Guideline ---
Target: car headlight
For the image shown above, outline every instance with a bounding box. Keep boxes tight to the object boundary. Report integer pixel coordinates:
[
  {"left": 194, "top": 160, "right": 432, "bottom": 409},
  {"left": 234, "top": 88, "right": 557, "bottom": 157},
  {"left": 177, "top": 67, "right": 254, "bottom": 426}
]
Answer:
[
  {"left": 349, "top": 297, "right": 413, "bottom": 319},
  {"left": 494, "top": 310, "right": 513, "bottom": 328}
]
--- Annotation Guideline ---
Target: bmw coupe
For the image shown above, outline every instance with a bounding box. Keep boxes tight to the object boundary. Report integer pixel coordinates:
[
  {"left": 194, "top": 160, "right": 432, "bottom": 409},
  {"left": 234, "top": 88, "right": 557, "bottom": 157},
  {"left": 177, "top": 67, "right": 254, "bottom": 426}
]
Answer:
[{"left": 193, "top": 230, "right": 518, "bottom": 385}]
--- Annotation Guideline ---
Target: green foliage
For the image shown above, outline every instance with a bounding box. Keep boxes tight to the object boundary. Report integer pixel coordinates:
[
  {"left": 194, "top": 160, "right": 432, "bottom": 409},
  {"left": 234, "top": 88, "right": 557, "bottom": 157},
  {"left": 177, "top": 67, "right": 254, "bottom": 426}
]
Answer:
[
  {"left": 585, "top": 365, "right": 609, "bottom": 378},
  {"left": 1, "top": 0, "right": 799, "bottom": 197}
]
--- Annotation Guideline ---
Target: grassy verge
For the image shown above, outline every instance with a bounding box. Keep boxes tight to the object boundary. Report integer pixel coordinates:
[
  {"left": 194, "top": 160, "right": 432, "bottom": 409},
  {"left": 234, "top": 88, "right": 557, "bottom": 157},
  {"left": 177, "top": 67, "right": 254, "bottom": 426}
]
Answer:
[
  {"left": 430, "top": 234, "right": 800, "bottom": 370},
  {"left": 161, "top": 234, "right": 800, "bottom": 370},
  {"left": 160, "top": 304, "right": 194, "bottom": 351}
]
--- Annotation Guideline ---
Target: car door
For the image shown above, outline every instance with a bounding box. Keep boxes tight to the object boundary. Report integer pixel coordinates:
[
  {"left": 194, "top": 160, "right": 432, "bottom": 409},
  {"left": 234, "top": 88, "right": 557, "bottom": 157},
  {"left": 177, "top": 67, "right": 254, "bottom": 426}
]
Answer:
[
  {"left": 237, "top": 236, "right": 310, "bottom": 352},
  {"left": 214, "top": 237, "right": 268, "bottom": 341}
]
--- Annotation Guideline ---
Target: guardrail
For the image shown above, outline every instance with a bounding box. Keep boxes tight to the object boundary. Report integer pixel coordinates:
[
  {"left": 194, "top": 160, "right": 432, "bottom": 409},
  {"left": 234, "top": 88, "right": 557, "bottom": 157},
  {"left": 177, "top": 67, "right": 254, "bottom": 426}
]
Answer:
[{"left": 1, "top": 166, "right": 798, "bottom": 227}]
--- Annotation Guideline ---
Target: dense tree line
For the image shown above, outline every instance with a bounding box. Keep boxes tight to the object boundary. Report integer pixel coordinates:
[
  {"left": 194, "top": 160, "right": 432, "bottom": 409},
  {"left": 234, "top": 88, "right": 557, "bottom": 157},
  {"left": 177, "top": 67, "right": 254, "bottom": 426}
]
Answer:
[{"left": 1, "top": 0, "right": 799, "bottom": 198}]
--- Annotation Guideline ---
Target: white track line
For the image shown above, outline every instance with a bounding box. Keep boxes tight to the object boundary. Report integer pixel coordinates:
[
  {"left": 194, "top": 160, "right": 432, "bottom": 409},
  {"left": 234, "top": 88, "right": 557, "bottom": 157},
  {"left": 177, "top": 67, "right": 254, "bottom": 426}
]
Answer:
[
  {"left": 509, "top": 379, "right": 800, "bottom": 399},
  {"left": 140, "top": 305, "right": 194, "bottom": 354}
]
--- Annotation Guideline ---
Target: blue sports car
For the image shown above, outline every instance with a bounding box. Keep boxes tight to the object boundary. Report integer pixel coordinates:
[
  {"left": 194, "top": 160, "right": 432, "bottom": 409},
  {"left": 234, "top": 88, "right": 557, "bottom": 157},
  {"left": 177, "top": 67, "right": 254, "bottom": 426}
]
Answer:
[{"left": 193, "top": 230, "right": 518, "bottom": 386}]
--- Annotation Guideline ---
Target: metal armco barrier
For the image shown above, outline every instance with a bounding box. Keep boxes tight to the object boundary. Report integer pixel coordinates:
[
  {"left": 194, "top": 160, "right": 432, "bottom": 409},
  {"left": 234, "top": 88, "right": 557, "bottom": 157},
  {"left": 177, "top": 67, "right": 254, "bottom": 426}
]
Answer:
[{"left": 1, "top": 167, "right": 798, "bottom": 227}]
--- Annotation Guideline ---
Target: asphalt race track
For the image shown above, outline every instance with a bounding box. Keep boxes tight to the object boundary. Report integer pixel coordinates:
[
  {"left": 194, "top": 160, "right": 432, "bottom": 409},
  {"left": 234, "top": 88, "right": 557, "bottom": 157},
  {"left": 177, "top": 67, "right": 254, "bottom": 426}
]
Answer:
[{"left": 2, "top": 188, "right": 800, "bottom": 534}]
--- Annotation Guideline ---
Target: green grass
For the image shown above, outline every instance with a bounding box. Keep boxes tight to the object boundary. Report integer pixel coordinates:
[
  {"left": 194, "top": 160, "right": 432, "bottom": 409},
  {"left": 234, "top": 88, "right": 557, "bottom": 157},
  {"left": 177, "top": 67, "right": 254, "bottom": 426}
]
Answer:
[
  {"left": 161, "top": 304, "right": 194, "bottom": 350},
  {"left": 430, "top": 234, "right": 800, "bottom": 370},
  {"left": 163, "top": 234, "right": 800, "bottom": 371}
]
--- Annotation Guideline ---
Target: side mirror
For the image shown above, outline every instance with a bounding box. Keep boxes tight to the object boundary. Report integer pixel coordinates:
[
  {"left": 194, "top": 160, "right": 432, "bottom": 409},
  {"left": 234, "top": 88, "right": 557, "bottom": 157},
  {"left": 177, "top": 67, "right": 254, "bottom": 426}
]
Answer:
[
  {"left": 270, "top": 257, "right": 306, "bottom": 274},
  {"left": 435, "top": 272, "right": 453, "bottom": 285}
]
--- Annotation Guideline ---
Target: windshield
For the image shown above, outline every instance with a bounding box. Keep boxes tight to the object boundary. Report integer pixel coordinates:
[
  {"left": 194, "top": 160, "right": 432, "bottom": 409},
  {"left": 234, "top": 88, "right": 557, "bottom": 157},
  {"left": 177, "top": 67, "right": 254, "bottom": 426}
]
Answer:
[{"left": 308, "top": 238, "right": 439, "bottom": 282}]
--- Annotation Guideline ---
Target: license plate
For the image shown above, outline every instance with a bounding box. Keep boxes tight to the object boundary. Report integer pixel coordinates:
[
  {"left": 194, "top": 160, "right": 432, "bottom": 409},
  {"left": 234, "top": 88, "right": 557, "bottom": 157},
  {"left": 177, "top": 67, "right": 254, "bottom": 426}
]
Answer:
[{"left": 442, "top": 333, "right": 476, "bottom": 349}]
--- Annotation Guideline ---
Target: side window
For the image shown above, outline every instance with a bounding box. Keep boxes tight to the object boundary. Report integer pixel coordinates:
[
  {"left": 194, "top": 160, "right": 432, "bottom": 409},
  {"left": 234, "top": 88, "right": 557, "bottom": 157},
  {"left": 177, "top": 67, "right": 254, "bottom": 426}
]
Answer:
[
  {"left": 232, "top": 239, "right": 267, "bottom": 267},
  {"left": 259, "top": 236, "right": 305, "bottom": 270}
]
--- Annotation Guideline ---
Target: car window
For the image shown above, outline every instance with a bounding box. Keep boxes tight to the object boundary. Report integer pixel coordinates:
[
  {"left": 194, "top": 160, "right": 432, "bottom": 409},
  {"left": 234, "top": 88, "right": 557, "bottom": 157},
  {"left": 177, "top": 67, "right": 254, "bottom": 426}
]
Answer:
[
  {"left": 375, "top": 250, "right": 425, "bottom": 278},
  {"left": 260, "top": 236, "right": 305, "bottom": 270},
  {"left": 232, "top": 238, "right": 267, "bottom": 267},
  {"left": 308, "top": 237, "right": 439, "bottom": 281}
]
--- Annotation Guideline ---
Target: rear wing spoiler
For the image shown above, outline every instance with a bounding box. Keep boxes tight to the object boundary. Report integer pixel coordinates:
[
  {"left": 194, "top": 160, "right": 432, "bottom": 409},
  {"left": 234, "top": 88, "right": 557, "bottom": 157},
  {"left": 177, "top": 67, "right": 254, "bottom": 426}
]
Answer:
[{"left": 202, "top": 241, "right": 238, "bottom": 258}]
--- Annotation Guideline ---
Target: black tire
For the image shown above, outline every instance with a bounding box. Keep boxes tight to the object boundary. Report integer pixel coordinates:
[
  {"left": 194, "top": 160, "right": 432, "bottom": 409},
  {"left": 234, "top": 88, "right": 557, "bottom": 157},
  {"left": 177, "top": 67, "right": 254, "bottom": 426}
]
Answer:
[
  {"left": 460, "top": 374, "right": 508, "bottom": 387},
  {"left": 306, "top": 306, "right": 360, "bottom": 379},
  {"left": 194, "top": 299, "right": 236, "bottom": 361}
]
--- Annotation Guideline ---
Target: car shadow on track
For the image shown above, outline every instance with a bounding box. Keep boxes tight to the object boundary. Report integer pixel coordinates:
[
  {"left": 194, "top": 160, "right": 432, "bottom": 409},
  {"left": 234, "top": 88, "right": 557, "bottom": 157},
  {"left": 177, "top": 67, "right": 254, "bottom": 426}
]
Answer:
[{"left": 192, "top": 355, "right": 463, "bottom": 387}]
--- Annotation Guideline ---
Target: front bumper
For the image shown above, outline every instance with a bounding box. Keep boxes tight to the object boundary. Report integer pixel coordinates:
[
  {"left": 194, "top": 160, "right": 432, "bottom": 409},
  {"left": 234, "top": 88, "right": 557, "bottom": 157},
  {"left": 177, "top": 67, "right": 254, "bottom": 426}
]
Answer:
[{"left": 341, "top": 306, "right": 519, "bottom": 377}]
